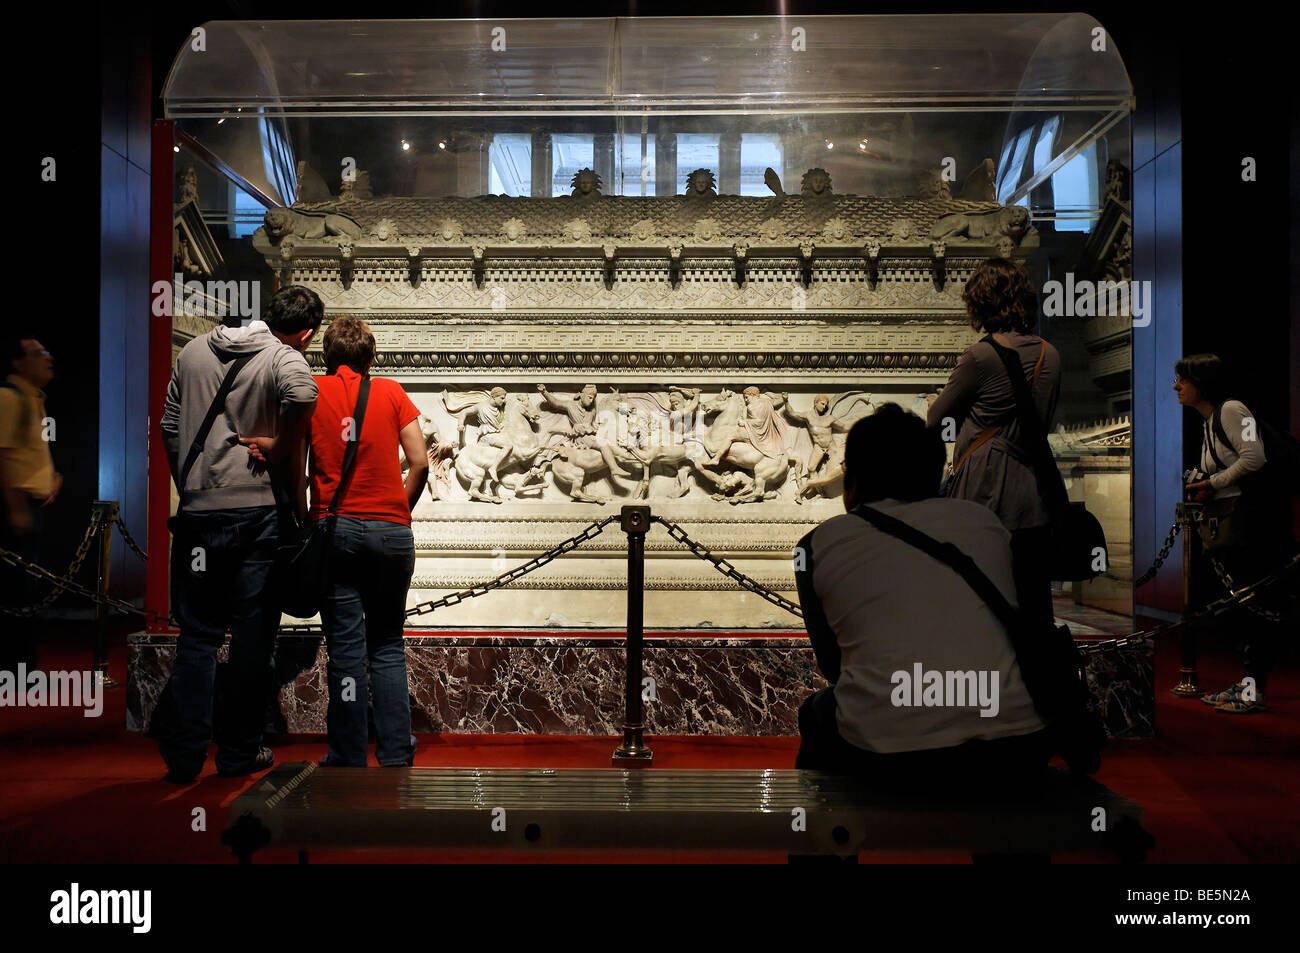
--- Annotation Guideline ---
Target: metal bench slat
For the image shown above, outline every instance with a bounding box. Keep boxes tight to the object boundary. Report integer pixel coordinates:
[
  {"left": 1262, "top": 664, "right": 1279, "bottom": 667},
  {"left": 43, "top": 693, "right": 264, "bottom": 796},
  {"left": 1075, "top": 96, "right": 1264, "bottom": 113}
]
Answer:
[{"left": 226, "top": 763, "right": 1151, "bottom": 859}]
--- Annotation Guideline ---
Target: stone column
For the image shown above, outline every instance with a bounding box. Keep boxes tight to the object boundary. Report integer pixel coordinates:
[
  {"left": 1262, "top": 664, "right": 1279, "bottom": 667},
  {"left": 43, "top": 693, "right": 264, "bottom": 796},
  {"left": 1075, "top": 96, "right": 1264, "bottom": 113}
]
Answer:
[
  {"left": 656, "top": 131, "right": 678, "bottom": 195},
  {"left": 530, "top": 131, "right": 553, "bottom": 197},
  {"left": 719, "top": 131, "right": 742, "bottom": 195},
  {"left": 594, "top": 133, "right": 616, "bottom": 195}
]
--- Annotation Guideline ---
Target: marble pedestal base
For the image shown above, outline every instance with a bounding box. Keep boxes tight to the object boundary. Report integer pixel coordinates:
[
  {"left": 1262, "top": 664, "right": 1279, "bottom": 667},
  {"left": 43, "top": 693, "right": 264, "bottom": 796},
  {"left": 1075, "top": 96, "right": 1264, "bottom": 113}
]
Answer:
[{"left": 127, "top": 632, "right": 1155, "bottom": 739}]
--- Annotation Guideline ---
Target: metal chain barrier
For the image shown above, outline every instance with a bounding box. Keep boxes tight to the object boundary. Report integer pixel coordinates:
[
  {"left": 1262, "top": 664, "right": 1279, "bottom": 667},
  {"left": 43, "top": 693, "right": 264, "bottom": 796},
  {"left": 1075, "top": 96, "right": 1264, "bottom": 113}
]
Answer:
[
  {"left": 652, "top": 515, "right": 804, "bottom": 620},
  {"left": 0, "top": 543, "right": 167, "bottom": 625},
  {"left": 1076, "top": 553, "right": 1299, "bottom": 656},
  {"left": 1206, "top": 552, "right": 1284, "bottom": 622},
  {"left": 5, "top": 502, "right": 1293, "bottom": 661},
  {"left": 649, "top": 511, "right": 1297, "bottom": 656},
  {"left": 1130, "top": 519, "right": 1181, "bottom": 588},
  {"left": 0, "top": 510, "right": 103, "bottom": 617},
  {"left": 276, "top": 514, "right": 622, "bottom": 633},
  {"left": 113, "top": 517, "right": 148, "bottom": 561}
]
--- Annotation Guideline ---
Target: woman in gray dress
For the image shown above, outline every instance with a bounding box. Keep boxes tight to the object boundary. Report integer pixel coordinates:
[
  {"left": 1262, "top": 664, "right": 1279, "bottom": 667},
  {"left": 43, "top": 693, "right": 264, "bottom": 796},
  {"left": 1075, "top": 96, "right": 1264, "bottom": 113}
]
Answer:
[{"left": 927, "top": 257, "right": 1062, "bottom": 628}]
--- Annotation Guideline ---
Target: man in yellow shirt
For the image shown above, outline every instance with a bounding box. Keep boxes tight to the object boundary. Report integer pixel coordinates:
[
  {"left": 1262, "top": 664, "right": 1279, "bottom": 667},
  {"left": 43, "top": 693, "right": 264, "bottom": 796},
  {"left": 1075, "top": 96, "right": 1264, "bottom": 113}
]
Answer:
[{"left": 1, "top": 335, "right": 62, "bottom": 671}]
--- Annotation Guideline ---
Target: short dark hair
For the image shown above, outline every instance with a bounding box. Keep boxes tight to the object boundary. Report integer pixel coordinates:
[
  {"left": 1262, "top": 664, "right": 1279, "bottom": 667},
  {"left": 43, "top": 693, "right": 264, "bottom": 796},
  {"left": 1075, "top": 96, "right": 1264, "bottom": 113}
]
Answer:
[
  {"left": 1174, "top": 353, "right": 1229, "bottom": 405},
  {"left": 843, "top": 404, "right": 946, "bottom": 504},
  {"left": 5, "top": 334, "right": 37, "bottom": 373},
  {"left": 263, "top": 285, "right": 324, "bottom": 335},
  {"left": 962, "top": 257, "right": 1037, "bottom": 334},
  {"left": 322, "top": 316, "right": 376, "bottom": 375}
]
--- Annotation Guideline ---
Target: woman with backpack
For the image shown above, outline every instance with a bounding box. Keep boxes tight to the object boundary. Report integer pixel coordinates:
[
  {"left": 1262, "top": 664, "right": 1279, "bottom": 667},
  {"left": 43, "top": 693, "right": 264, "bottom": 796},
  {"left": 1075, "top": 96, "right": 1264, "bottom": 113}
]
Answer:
[
  {"left": 927, "top": 258, "right": 1063, "bottom": 630},
  {"left": 1176, "top": 353, "right": 1298, "bottom": 713}
]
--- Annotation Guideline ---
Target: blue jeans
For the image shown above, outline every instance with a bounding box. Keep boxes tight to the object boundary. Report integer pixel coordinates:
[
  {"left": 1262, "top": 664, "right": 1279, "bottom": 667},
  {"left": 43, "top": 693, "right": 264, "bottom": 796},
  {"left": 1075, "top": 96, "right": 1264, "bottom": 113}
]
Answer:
[
  {"left": 320, "top": 517, "right": 416, "bottom": 766},
  {"left": 161, "top": 506, "right": 280, "bottom": 775}
]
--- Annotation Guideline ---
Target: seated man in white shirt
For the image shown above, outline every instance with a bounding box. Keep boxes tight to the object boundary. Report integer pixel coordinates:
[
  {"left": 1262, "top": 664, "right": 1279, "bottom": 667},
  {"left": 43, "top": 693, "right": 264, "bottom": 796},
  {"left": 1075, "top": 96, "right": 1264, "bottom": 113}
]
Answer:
[{"left": 793, "top": 404, "right": 1050, "bottom": 791}]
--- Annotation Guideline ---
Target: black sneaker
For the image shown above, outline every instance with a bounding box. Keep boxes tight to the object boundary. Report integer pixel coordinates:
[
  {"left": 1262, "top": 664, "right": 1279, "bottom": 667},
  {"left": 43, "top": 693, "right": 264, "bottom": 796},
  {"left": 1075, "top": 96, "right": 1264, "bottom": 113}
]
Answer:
[{"left": 216, "top": 747, "right": 275, "bottom": 778}]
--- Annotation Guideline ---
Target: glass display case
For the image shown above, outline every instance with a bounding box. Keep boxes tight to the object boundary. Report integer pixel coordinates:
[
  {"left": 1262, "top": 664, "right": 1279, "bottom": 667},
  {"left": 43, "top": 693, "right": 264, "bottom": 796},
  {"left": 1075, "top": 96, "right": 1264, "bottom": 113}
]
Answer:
[{"left": 155, "top": 15, "right": 1136, "bottom": 635}]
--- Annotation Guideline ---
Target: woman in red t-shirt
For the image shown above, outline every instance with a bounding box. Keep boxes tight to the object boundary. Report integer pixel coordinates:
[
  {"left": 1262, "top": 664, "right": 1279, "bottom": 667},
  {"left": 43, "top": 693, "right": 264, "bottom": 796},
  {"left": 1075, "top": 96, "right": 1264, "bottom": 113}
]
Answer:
[{"left": 309, "top": 316, "right": 427, "bottom": 767}]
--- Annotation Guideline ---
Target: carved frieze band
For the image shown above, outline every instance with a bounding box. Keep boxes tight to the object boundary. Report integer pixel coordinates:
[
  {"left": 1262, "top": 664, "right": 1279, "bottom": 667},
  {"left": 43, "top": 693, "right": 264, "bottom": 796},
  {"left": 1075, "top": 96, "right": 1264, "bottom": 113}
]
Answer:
[
  {"left": 411, "top": 517, "right": 820, "bottom": 552},
  {"left": 347, "top": 319, "right": 975, "bottom": 348},
  {"left": 307, "top": 349, "right": 959, "bottom": 373},
  {"left": 285, "top": 259, "right": 981, "bottom": 313}
]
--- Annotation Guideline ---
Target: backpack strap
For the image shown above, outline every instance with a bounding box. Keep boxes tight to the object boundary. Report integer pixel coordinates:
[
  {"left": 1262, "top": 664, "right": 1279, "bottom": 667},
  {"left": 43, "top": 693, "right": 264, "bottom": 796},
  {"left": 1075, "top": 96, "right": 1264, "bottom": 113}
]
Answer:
[
  {"left": 950, "top": 339, "right": 1048, "bottom": 478},
  {"left": 983, "top": 335, "right": 1068, "bottom": 514},
  {"left": 851, "top": 503, "right": 1026, "bottom": 639},
  {"left": 325, "top": 376, "right": 372, "bottom": 517},
  {"left": 178, "top": 354, "right": 254, "bottom": 490},
  {"left": 1205, "top": 402, "right": 1234, "bottom": 472}
]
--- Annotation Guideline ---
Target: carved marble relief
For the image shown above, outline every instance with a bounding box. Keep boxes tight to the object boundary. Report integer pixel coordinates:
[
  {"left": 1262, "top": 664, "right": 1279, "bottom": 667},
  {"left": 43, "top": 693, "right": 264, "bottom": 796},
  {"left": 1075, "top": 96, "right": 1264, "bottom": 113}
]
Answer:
[
  {"left": 407, "top": 387, "right": 935, "bottom": 506},
  {"left": 249, "top": 170, "right": 1034, "bottom": 626}
]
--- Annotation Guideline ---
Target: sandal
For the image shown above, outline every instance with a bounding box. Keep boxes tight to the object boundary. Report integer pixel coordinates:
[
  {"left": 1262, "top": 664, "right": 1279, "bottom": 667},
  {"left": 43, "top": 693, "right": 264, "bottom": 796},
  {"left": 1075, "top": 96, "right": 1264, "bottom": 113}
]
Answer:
[
  {"left": 1201, "top": 683, "right": 1245, "bottom": 706},
  {"left": 1214, "top": 695, "right": 1268, "bottom": 714}
]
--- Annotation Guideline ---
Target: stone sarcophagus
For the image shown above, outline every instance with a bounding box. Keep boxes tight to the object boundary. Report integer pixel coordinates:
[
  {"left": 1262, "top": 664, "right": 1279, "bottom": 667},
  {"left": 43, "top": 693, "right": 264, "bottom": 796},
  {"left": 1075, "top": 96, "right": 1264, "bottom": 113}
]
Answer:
[{"left": 252, "top": 168, "right": 1038, "bottom": 630}]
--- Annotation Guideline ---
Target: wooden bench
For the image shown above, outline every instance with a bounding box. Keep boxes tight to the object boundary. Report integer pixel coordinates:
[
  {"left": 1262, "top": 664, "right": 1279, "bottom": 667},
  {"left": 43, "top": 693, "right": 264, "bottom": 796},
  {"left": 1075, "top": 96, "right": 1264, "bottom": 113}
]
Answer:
[{"left": 222, "top": 762, "right": 1153, "bottom": 863}]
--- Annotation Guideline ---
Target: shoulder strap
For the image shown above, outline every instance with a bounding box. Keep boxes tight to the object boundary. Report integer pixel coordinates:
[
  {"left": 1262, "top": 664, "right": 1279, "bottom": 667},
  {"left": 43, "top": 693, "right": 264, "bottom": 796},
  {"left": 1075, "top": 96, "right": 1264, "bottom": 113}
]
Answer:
[
  {"left": 1209, "top": 403, "right": 1235, "bottom": 463},
  {"left": 179, "top": 354, "right": 253, "bottom": 489},
  {"left": 327, "top": 376, "right": 372, "bottom": 516},
  {"left": 953, "top": 340, "right": 1049, "bottom": 478},
  {"left": 983, "top": 335, "right": 1067, "bottom": 511},
  {"left": 851, "top": 504, "right": 1026, "bottom": 639}
]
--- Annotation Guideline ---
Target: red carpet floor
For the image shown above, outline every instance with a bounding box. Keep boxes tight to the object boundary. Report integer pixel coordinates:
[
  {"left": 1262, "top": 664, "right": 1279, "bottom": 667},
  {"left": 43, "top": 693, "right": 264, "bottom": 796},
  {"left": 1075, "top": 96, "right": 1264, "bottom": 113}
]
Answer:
[{"left": 1, "top": 618, "right": 1296, "bottom": 864}]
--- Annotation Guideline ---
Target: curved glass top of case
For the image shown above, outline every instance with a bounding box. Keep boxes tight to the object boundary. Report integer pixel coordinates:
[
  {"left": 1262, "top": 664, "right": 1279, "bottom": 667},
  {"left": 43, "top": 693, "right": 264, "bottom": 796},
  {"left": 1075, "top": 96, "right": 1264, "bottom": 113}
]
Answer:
[{"left": 163, "top": 15, "right": 1133, "bottom": 118}]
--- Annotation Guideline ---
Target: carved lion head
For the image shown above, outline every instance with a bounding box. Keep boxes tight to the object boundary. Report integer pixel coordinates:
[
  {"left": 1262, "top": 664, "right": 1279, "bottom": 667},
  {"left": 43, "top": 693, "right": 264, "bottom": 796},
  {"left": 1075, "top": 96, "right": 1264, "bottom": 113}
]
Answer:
[{"left": 264, "top": 208, "right": 295, "bottom": 241}]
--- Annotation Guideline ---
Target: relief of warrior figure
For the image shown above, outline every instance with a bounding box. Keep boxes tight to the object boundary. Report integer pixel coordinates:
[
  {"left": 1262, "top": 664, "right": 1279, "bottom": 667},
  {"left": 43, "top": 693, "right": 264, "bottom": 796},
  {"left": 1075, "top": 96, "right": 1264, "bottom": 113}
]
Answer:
[
  {"left": 613, "top": 386, "right": 707, "bottom": 500},
  {"left": 704, "top": 386, "right": 788, "bottom": 466},
  {"left": 782, "top": 391, "right": 873, "bottom": 492},
  {"left": 450, "top": 386, "right": 515, "bottom": 484},
  {"left": 537, "top": 383, "right": 635, "bottom": 477},
  {"left": 697, "top": 387, "right": 805, "bottom": 504},
  {"left": 439, "top": 389, "right": 550, "bottom": 502}
]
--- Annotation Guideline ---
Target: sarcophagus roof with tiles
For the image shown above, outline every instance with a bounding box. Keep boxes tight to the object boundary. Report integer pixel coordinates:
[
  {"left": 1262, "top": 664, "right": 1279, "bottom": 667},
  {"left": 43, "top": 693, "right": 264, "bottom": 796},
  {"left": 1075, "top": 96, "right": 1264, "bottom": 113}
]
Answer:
[{"left": 252, "top": 171, "right": 1038, "bottom": 628}]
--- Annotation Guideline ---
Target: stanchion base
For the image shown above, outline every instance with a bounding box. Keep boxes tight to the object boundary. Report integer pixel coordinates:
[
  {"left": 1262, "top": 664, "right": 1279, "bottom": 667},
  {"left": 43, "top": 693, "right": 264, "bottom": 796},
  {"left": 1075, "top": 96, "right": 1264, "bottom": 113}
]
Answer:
[
  {"left": 611, "top": 747, "right": 654, "bottom": 767},
  {"left": 612, "top": 731, "right": 654, "bottom": 767},
  {"left": 1169, "top": 670, "right": 1202, "bottom": 698}
]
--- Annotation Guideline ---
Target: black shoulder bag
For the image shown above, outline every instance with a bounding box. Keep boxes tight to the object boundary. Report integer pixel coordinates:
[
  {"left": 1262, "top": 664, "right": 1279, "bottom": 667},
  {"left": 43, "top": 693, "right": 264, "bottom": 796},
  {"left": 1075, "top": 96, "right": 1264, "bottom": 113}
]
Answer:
[
  {"left": 985, "top": 336, "right": 1107, "bottom": 582},
  {"left": 852, "top": 503, "right": 1106, "bottom": 776},
  {"left": 274, "top": 376, "right": 371, "bottom": 618}
]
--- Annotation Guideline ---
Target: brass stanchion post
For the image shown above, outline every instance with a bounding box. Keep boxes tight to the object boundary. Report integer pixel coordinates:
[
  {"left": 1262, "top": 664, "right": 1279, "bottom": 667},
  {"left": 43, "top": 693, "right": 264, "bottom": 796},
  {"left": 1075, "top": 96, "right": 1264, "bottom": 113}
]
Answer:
[
  {"left": 92, "top": 501, "right": 120, "bottom": 689},
  {"left": 612, "top": 504, "right": 653, "bottom": 766},
  {"left": 1170, "top": 502, "right": 1203, "bottom": 697}
]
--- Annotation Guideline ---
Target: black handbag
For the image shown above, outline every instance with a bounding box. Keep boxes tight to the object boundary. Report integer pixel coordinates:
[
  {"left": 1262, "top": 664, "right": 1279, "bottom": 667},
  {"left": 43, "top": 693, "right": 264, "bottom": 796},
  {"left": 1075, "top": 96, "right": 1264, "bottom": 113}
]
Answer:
[
  {"left": 852, "top": 503, "right": 1106, "bottom": 776},
  {"left": 1196, "top": 497, "right": 1249, "bottom": 555},
  {"left": 274, "top": 376, "right": 371, "bottom": 618},
  {"left": 985, "top": 336, "right": 1108, "bottom": 582}
]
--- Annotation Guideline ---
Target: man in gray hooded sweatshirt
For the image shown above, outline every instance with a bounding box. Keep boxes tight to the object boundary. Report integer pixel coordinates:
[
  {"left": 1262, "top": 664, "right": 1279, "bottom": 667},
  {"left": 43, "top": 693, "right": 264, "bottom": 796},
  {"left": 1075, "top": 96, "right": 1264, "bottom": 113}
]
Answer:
[{"left": 157, "top": 285, "right": 321, "bottom": 783}]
